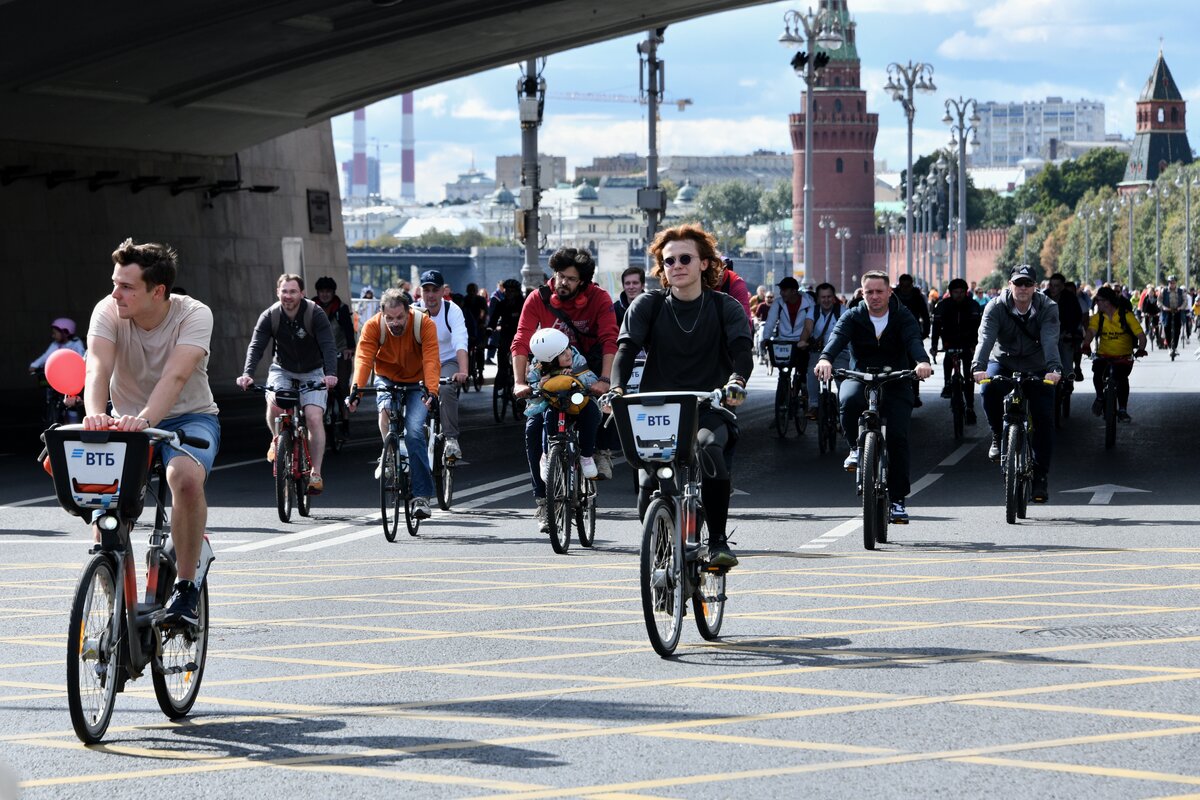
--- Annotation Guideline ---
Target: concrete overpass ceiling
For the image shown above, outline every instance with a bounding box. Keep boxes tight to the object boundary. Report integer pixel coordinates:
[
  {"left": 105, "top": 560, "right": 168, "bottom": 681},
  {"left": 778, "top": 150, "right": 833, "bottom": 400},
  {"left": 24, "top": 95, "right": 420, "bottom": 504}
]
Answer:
[{"left": 1, "top": 0, "right": 769, "bottom": 156}]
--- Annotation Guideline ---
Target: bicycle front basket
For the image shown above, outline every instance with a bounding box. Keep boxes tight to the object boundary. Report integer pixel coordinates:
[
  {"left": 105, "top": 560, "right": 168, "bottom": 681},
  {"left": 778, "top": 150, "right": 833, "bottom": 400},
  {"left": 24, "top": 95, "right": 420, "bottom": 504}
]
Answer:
[
  {"left": 768, "top": 341, "right": 797, "bottom": 369},
  {"left": 43, "top": 428, "right": 153, "bottom": 519},
  {"left": 611, "top": 392, "right": 700, "bottom": 470},
  {"left": 273, "top": 388, "right": 301, "bottom": 410}
]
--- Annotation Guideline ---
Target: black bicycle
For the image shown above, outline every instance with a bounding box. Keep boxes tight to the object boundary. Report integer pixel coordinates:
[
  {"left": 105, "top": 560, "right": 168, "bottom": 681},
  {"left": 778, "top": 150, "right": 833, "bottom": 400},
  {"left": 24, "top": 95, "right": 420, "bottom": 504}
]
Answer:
[
  {"left": 835, "top": 367, "right": 916, "bottom": 550},
  {"left": 765, "top": 339, "right": 809, "bottom": 439},
  {"left": 493, "top": 350, "right": 525, "bottom": 422},
  {"left": 612, "top": 389, "right": 734, "bottom": 657},
  {"left": 323, "top": 354, "right": 352, "bottom": 453},
  {"left": 942, "top": 349, "right": 972, "bottom": 441},
  {"left": 42, "top": 425, "right": 213, "bottom": 743},
  {"left": 538, "top": 378, "right": 599, "bottom": 554},
  {"left": 426, "top": 377, "right": 460, "bottom": 511},
  {"left": 353, "top": 384, "right": 431, "bottom": 540},
  {"left": 980, "top": 372, "right": 1046, "bottom": 524},
  {"left": 816, "top": 376, "right": 839, "bottom": 455},
  {"left": 1093, "top": 355, "right": 1134, "bottom": 450}
]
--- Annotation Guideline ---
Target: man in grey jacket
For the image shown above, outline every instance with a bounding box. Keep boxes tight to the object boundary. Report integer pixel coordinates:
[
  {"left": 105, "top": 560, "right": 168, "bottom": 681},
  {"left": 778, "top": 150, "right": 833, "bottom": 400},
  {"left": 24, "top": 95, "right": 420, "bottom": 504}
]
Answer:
[{"left": 971, "top": 265, "right": 1062, "bottom": 502}]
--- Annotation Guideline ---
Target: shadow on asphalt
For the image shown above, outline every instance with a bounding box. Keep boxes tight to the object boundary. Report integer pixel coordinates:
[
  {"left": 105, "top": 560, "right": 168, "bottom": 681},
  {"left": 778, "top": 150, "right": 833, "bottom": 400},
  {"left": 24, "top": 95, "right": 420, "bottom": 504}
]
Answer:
[{"left": 883, "top": 540, "right": 1130, "bottom": 554}]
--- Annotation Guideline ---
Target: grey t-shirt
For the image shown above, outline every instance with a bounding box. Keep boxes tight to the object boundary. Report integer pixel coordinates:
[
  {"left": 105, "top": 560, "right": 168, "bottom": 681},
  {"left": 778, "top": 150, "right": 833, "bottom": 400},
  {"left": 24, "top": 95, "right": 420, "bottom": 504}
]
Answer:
[{"left": 618, "top": 289, "right": 751, "bottom": 393}]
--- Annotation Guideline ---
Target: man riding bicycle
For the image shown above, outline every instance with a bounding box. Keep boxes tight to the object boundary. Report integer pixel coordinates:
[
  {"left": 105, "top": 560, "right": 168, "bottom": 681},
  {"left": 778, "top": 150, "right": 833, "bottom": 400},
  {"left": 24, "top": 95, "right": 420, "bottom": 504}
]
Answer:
[
  {"left": 1160, "top": 274, "right": 1187, "bottom": 356},
  {"left": 84, "top": 239, "right": 221, "bottom": 626},
  {"left": 805, "top": 283, "right": 848, "bottom": 407},
  {"left": 414, "top": 270, "right": 469, "bottom": 460},
  {"left": 1081, "top": 285, "right": 1147, "bottom": 423},
  {"left": 814, "top": 271, "right": 933, "bottom": 524},
  {"left": 313, "top": 276, "right": 356, "bottom": 419},
  {"left": 348, "top": 289, "right": 442, "bottom": 520},
  {"left": 513, "top": 249, "right": 619, "bottom": 532},
  {"left": 237, "top": 274, "right": 338, "bottom": 494},
  {"left": 929, "top": 277, "right": 982, "bottom": 424},
  {"left": 762, "top": 275, "right": 815, "bottom": 370},
  {"left": 608, "top": 223, "right": 750, "bottom": 568},
  {"left": 972, "top": 265, "right": 1062, "bottom": 503}
]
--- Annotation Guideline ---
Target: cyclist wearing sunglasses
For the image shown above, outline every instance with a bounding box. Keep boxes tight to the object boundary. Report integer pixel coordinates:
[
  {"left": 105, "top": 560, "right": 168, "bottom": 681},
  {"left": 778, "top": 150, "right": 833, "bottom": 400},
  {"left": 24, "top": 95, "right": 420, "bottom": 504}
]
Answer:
[{"left": 972, "top": 265, "right": 1062, "bottom": 502}]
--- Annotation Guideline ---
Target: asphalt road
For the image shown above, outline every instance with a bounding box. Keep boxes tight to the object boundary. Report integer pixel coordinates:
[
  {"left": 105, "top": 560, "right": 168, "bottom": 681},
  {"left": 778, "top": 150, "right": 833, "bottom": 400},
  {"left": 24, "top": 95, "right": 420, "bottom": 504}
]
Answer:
[{"left": 1, "top": 346, "right": 1199, "bottom": 799}]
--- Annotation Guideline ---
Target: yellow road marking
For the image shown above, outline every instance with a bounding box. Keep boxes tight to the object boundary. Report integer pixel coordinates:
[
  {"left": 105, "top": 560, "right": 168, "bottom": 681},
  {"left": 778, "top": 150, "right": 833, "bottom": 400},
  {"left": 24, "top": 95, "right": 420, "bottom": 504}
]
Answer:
[{"left": 951, "top": 756, "right": 1200, "bottom": 787}]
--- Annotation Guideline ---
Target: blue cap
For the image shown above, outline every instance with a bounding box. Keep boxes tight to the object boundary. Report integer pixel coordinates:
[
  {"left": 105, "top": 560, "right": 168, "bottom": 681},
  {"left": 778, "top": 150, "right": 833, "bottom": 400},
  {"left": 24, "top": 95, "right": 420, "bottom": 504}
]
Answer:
[{"left": 419, "top": 270, "right": 445, "bottom": 288}]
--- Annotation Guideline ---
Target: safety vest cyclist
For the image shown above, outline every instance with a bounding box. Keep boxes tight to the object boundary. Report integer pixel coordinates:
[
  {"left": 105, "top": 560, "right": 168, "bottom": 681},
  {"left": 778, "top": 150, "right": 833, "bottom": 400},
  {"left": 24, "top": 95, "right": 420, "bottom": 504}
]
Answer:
[
  {"left": 349, "top": 289, "right": 442, "bottom": 520},
  {"left": 609, "top": 224, "right": 751, "bottom": 568},
  {"left": 1080, "top": 285, "right": 1147, "bottom": 423}
]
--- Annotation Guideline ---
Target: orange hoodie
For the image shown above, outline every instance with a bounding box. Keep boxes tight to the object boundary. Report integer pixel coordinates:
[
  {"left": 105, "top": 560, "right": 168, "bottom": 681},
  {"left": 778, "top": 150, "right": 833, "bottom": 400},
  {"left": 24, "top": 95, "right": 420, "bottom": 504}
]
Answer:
[{"left": 353, "top": 309, "right": 442, "bottom": 396}]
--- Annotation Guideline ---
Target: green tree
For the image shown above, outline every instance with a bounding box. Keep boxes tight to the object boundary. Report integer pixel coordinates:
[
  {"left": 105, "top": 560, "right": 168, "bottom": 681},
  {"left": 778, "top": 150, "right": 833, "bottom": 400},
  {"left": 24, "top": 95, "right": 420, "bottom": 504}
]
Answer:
[
  {"left": 365, "top": 233, "right": 400, "bottom": 249},
  {"left": 759, "top": 179, "right": 793, "bottom": 222},
  {"left": 659, "top": 178, "right": 680, "bottom": 203},
  {"left": 695, "top": 181, "right": 765, "bottom": 244}
]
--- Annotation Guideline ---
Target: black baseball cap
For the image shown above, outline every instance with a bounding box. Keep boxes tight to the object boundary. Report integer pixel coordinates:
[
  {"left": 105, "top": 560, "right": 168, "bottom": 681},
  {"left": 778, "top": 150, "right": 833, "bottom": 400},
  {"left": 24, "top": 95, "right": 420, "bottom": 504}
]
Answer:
[
  {"left": 419, "top": 270, "right": 445, "bottom": 288},
  {"left": 1010, "top": 265, "right": 1036, "bottom": 283},
  {"left": 777, "top": 276, "right": 800, "bottom": 291}
]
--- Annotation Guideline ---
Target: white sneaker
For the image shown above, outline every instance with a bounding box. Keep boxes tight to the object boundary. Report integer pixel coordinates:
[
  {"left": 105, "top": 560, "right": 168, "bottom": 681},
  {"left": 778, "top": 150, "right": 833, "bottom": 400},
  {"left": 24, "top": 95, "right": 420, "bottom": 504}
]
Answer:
[
  {"left": 539, "top": 454, "right": 549, "bottom": 483},
  {"left": 373, "top": 456, "right": 383, "bottom": 480},
  {"left": 594, "top": 449, "right": 614, "bottom": 481},
  {"left": 444, "top": 438, "right": 462, "bottom": 459},
  {"left": 580, "top": 456, "right": 598, "bottom": 479},
  {"left": 843, "top": 448, "right": 859, "bottom": 472},
  {"left": 413, "top": 497, "right": 432, "bottom": 520}
]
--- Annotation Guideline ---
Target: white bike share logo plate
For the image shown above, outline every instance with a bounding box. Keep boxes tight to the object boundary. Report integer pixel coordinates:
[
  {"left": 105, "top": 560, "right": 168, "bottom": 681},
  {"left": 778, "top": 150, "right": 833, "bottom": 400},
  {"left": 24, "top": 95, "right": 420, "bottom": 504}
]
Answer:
[
  {"left": 65, "top": 441, "right": 127, "bottom": 508},
  {"left": 628, "top": 364, "right": 645, "bottom": 392},
  {"left": 631, "top": 403, "right": 681, "bottom": 461},
  {"left": 772, "top": 343, "right": 793, "bottom": 361}
]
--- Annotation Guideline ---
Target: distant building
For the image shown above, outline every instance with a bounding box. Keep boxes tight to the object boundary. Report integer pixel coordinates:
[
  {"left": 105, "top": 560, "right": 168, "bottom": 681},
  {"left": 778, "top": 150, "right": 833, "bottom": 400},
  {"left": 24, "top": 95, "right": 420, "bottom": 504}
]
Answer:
[
  {"left": 659, "top": 151, "right": 792, "bottom": 189},
  {"left": 495, "top": 154, "right": 567, "bottom": 191},
  {"left": 341, "top": 155, "right": 381, "bottom": 201},
  {"left": 444, "top": 167, "right": 495, "bottom": 203},
  {"left": 342, "top": 204, "right": 408, "bottom": 245},
  {"left": 974, "top": 97, "right": 1106, "bottom": 167},
  {"left": 576, "top": 153, "right": 643, "bottom": 183},
  {"left": 1121, "top": 47, "right": 1193, "bottom": 190}
]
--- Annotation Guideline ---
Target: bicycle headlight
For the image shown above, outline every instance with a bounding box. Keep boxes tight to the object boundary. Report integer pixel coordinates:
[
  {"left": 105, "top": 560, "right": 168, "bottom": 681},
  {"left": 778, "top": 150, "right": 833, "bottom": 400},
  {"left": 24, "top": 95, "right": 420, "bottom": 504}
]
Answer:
[
  {"left": 97, "top": 513, "right": 119, "bottom": 531},
  {"left": 570, "top": 392, "right": 585, "bottom": 407},
  {"left": 656, "top": 466, "right": 674, "bottom": 480}
]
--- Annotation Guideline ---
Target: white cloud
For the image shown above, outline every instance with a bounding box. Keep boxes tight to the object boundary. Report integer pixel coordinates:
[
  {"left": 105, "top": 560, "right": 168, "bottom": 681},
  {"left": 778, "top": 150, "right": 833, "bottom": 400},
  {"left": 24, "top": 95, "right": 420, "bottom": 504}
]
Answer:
[
  {"left": 402, "top": 144, "right": 478, "bottom": 204},
  {"left": 851, "top": 0, "right": 970, "bottom": 12},
  {"left": 739, "top": 78, "right": 759, "bottom": 88},
  {"left": 415, "top": 92, "right": 448, "bottom": 117},
  {"left": 452, "top": 98, "right": 518, "bottom": 122}
]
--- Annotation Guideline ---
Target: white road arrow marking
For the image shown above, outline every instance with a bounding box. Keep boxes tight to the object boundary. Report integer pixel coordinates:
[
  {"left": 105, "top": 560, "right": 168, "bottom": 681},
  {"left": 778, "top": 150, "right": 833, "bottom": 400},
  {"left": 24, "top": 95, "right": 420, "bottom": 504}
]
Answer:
[{"left": 1061, "top": 484, "right": 1150, "bottom": 505}]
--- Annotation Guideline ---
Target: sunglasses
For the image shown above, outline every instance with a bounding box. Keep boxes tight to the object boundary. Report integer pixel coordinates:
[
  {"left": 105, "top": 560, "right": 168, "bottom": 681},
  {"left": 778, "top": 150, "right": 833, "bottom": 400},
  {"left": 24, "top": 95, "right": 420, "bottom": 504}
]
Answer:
[
  {"left": 662, "top": 254, "right": 697, "bottom": 267},
  {"left": 1012, "top": 280, "right": 1034, "bottom": 288}
]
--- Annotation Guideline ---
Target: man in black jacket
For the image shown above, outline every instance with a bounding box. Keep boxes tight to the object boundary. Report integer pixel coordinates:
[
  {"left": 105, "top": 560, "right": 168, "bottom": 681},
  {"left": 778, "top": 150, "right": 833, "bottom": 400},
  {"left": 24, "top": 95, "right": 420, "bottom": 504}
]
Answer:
[
  {"left": 894, "top": 273, "right": 931, "bottom": 407},
  {"left": 815, "top": 271, "right": 933, "bottom": 523},
  {"left": 930, "top": 277, "right": 982, "bottom": 424}
]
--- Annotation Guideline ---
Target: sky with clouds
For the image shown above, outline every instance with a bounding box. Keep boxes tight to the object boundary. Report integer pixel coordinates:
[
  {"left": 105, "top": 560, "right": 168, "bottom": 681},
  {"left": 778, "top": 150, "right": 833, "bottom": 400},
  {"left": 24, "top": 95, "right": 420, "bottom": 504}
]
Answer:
[{"left": 329, "top": 0, "right": 1198, "bottom": 203}]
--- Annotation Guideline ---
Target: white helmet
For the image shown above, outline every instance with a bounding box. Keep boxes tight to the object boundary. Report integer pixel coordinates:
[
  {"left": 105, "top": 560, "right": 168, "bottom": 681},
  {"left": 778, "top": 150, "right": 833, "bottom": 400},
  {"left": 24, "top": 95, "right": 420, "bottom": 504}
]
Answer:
[{"left": 529, "top": 327, "right": 570, "bottom": 363}]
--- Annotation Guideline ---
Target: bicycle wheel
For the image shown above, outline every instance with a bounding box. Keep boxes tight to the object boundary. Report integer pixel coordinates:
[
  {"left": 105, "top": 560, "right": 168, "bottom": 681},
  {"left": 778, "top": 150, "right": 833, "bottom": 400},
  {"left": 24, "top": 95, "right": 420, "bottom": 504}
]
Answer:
[
  {"left": 67, "top": 554, "right": 121, "bottom": 744},
  {"left": 1004, "top": 424, "right": 1024, "bottom": 525},
  {"left": 153, "top": 580, "right": 209, "bottom": 719},
  {"left": 404, "top": 491, "right": 421, "bottom": 536},
  {"left": 380, "top": 437, "right": 401, "bottom": 541},
  {"left": 493, "top": 382, "right": 506, "bottom": 423},
  {"left": 576, "top": 477, "right": 596, "bottom": 548},
  {"left": 951, "top": 379, "right": 965, "bottom": 441},
  {"left": 860, "top": 431, "right": 882, "bottom": 550},
  {"left": 693, "top": 511, "right": 726, "bottom": 640},
  {"left": 640, "top": 498, "right": 684, "bottom": 656},
  {"left": 1016, "top": 441, "right": 1030, "bottom": 520},
  {"left": 545, "top": 444, "right": 571, "bottom": 554},
  {"left": 295, "top": 435, "right": 311, "bottom": 518},
  {"left": 275, "top": 430, "right": 292, "bottom": 523},
  {"left": 793, "top": 382, "right": 809, "bottom": 436},
  {"left": 1104, "top": 382, "right": 1117, "bottom": 450},
  {"left": 1061, "top": 380, "right": 1072, "bottom": 418},
  {"left": 818, "top": 392, "right": 837, "bottom": 454},
  {"left": 773, "top": 374, "right": 790, "bottom": 439},
  {"left": 432, "top": 435, "right": 451, "bottom": 511}
]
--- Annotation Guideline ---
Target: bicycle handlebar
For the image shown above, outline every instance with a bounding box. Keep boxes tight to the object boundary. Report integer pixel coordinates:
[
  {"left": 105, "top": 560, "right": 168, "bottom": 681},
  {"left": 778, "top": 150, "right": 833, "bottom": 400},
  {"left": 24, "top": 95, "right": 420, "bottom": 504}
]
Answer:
[
  {"left": 834, "top": 368, "right": 917, "bottom": 385},
  {"left": 978, "top": 372, "right": 1056, "bottom": 386},
  {"left": 252, "top": 381, "right": 329, "bottom": 394}
]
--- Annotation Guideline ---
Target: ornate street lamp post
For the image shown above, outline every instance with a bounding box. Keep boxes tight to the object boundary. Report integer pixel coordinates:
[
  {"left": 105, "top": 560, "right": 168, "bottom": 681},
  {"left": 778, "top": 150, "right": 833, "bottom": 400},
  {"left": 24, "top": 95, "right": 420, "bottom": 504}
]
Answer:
[
  {"left": 912, "top": 185, "right": 926, "bottom": 282},
  {"left": 1076, "top": 205, "right": 1092, "bottom": 288},
  {"left": 819, "top": 214, "right": 836, "bottom": 285},
  {"left": 1015, "top": 211, "right": 1037, "bottom": 266},
  {"left": 836, "top": 226, "right": 851, "bottom": 294},
  {"left": 1147, "top": 181, "right": 1169, "bottom": 287},
  {"left": 781, "top": 8, "right": 844, "bottom": 284},
  {"left": 885, "top": 61, "right": 936, "bottom": 277},
  {"left": 943, "top": 97, "right": 980, "bottom": 282},
  {"left": 1099, "top": 197, "right": 1118, "bottom": 284},
  {"left": 1177, "top": 168, "right": 1199, "bottom": 290},
  {"left": 1122, "top": 192, "right": 1142, "bottom": 288}
]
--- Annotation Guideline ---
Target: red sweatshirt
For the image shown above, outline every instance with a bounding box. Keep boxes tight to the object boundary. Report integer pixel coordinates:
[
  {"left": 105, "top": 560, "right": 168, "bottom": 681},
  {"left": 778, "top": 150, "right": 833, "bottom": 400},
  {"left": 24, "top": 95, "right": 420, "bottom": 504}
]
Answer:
[{"left": 511, "top": 280, "right": 619, "bottom": 361}]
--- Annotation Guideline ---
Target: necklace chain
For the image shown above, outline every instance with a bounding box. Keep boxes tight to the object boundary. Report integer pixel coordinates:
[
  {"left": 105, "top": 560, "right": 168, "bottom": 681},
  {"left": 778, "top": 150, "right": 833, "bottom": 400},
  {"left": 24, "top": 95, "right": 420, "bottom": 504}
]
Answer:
[{"left": 667, "top": 291, "right": 705, "bottom": 335}]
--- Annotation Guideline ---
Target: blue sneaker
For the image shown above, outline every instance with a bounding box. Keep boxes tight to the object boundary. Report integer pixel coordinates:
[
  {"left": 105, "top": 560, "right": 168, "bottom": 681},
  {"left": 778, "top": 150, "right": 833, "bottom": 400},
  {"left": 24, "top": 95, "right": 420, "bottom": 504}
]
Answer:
[
  {"left": 163, "top": 580, "right": 200, "bottom": 627},
  {"left": 889, "top": 500, "right": 909, "bottom": 524}
]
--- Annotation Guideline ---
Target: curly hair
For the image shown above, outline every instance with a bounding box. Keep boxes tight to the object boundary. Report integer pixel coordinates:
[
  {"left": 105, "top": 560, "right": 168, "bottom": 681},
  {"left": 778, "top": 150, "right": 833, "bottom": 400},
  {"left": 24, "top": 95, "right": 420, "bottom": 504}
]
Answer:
[
  {"left": 111, "top": 238, "right": 178, "bottom": 293},
  {"left": 647, "top": 224, "right": 724, "bottom": 291},
  {"left": 548, "top": 247, "right": 596, "bottom": 283}
]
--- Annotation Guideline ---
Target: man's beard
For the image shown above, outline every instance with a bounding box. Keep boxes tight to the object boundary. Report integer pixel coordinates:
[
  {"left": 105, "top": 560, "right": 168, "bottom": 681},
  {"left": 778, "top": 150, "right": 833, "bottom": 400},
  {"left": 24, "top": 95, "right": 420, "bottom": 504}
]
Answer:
[{"left": 556, "top": 284, "right": 579, "bottom": 300}]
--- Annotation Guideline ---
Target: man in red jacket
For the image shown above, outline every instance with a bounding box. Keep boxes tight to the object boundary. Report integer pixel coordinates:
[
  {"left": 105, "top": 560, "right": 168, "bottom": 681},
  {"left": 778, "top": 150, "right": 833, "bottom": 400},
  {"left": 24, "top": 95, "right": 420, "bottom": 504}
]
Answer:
[{"left": 513, "top": 248, "right": 619, "bottom": 532}]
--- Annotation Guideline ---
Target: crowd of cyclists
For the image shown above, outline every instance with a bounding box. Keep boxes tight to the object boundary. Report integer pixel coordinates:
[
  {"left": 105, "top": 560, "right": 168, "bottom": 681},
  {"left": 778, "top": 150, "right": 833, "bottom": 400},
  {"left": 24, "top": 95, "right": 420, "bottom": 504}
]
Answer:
[{"left": 41, "top": 229, "right": 1200, "bottom": 629}]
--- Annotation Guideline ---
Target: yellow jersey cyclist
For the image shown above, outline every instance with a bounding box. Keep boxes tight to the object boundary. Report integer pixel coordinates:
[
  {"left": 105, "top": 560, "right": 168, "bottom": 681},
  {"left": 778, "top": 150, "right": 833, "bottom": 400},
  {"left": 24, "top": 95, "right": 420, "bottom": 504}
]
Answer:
[{"left": 1080, "top": 285, "right": 1147, "bottom": 423}]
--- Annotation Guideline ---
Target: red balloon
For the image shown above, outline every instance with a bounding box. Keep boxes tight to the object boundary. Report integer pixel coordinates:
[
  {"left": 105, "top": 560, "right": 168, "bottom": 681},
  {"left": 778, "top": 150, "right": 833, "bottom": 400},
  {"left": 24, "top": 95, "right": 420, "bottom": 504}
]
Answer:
[{"left": 45, "top": 349, "right": 86, "bottom": 396}]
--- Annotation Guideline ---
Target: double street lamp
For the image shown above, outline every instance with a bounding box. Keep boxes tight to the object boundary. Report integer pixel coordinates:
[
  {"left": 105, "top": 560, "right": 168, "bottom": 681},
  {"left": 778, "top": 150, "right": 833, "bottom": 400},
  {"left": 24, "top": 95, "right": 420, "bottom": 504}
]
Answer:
[
  {"left": 1147, "top": 181, "right": 1169, "bottom": 287},
  {"left": 943, "top": 97, "right": 980, "bottom": 282},
  {"left": 819, "top": 214, "right": 836, "bottom": 284},
  {"left": 781, "top": 7, "right": 844, "bottom": 284},
  {"left": 1076, "top": 205, "right": 1093, "bottom": 288},
  {"left": 880, "top": 210, "right": 900, "bottom": 275},
  {"left": 835, "top": 226, "right": 851, "bottom": 294},
  {"left": 1015, "top": 211, "right": 1037, "bottom": 266},
  {"left": 1099, "top": 197, "right": 1118, "bottom": 284},
  {"left": 1121, "top": 192, "right": 1142, "bottom": 288},
  {"left": 885, "top": 61, "right": 936, "bottom": 277}
]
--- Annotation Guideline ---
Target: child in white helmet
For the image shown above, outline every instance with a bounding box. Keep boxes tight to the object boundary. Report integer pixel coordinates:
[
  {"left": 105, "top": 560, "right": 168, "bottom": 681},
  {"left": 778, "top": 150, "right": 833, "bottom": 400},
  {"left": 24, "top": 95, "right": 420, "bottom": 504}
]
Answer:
[{"left": 525, "top": 327, "right": 601, "bottom": 479}]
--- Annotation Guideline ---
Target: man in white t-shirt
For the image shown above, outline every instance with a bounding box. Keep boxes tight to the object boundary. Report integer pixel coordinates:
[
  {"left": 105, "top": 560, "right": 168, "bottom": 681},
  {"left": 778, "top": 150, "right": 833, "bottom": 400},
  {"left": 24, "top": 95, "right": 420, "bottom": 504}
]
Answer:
[
  {"left": 84, "top": 239, "right": 221, "bottom": 628},
  {"left": 414, "top": 270, "right": 468, "bottom": 458}
]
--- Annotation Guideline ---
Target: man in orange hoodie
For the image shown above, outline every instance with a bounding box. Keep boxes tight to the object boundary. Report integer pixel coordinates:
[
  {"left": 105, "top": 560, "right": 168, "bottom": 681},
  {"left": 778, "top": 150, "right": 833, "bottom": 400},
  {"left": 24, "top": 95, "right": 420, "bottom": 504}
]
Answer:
[{"left": 350, "top": 288, "right": 442, "bottom": 519}]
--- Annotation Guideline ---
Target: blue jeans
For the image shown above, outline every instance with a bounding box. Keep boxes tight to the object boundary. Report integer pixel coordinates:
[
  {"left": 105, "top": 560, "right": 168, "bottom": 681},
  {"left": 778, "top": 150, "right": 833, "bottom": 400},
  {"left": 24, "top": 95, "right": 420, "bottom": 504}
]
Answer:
[
  {"left": 980, "top": 362, "right": 1054, "bottom": 475},
  {"left": 540, "top": 402, "right": 601, "bottom": 458},
  {"left": 374, "top": 377, "right": 433, "bottom": 498},
  {"left": 155, "top": 413, "right": 222, "bottom": 478}
]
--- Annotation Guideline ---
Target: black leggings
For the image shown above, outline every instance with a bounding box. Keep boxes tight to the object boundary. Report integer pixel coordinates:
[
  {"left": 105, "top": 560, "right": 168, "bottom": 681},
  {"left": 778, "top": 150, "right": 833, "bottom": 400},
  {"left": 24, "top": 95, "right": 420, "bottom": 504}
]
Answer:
[{"left": 638, "top": 411, "right": 737, "bottom": 540}]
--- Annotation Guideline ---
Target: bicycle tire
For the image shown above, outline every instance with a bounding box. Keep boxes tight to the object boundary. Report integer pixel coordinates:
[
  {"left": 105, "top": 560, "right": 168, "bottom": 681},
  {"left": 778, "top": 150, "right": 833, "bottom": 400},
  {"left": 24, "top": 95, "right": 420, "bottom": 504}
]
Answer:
[
  {"left": 861, "top": 431, "right": 882, "bottom": 550},
  {"left": 152, "top": 581, "right": 209, "bottom": 719},
  {"left": 794, "top": 382, "right": 809, "bottom": 436},
  {"left": 296, "top": 433, "right": 311, "bottom": 518},
  {"left": 380, "top": 436, "right": 400, "bottom": 541},
  {"left": 576, "top": 478, "right": 596, "bottom": 548},
  {"left": 640, "top": 498, "right": 684, "bottom": 656},
  {"left": 818, "top": 392, "right": 837, "bottom": 454},
  {"left": 432, "top": 435, "right": 449, "bottom": 511},
  {"left": 67, "top": 554, "right": 121, "bottom": 744},
  {"left": 404, "top": 494, "right": 421, "bottom": 536},
  {"left": 773, "top": 375, "right": 790, "bottom": 439},
  {"left": 693, "top": 510, "right": 726, "bottom": 640},
  {"left": 1104, "top": 381, "right": 1117, "bottom": 450},
  {"left": 1005, "top": 424, "right": 1024, "bottom": 525},
  {"left": 493, "top": 381, "right": 506, "bottom": 423},
  {"left": 1062, "top": 380, "right": 1072, "bottom": 419},
  {"left": 546, "top": 443, "right": 571, "bottom": 554},
  {"left": 275, "top": 430, "right": 293, "bottom": 523},
  {"left": 951, "top": 379, "right": 965, "bottom": 441}
]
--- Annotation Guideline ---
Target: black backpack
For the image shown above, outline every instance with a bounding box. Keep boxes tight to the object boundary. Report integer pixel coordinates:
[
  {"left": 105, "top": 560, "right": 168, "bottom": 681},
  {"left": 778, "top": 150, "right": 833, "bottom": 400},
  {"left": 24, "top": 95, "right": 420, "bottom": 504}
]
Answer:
[{"left": 269, "top": 299, "right": 316, "bottom": 339}]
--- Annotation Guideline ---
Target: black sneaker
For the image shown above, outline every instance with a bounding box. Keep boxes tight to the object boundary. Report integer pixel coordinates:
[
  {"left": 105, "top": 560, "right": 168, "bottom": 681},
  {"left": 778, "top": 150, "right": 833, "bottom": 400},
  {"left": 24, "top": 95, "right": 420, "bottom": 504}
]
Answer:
[
  {"left": 965, "top": 409, "right": 977, "bottom": 425},
  {"left": 988, "top": 434, "right": 1002, "bottom": 462},
  {"left": 940, "top": 385, "right": 952, "bottom": 399},
  {"left": 1117, "top": 409, "right": 1132, "bottom": 423},
  {"left": 164, "top": 580, "right": 200, "bottom": 627},
  {"left": 1091, "top": 397, "right": 1103, "bottom": 417},
  {"left": 1031, "top": 473, "right": 1049, "bottom": 503},
  {"left": 707, "top": 537, "right": 738, "bottom": 568},
  {"left": 889, "top": 499, "right": 909, "bottom": 524}
]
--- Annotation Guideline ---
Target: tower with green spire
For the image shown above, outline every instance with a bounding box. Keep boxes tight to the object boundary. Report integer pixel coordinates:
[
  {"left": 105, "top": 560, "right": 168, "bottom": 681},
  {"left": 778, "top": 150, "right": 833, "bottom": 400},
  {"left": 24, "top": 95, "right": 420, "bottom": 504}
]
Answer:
[
  {"left": 1121, "top": 47, "right": 1192, "bottom": 191},
  {"left": 789, "top": 0, "right": 878, "bottom": 289}
]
